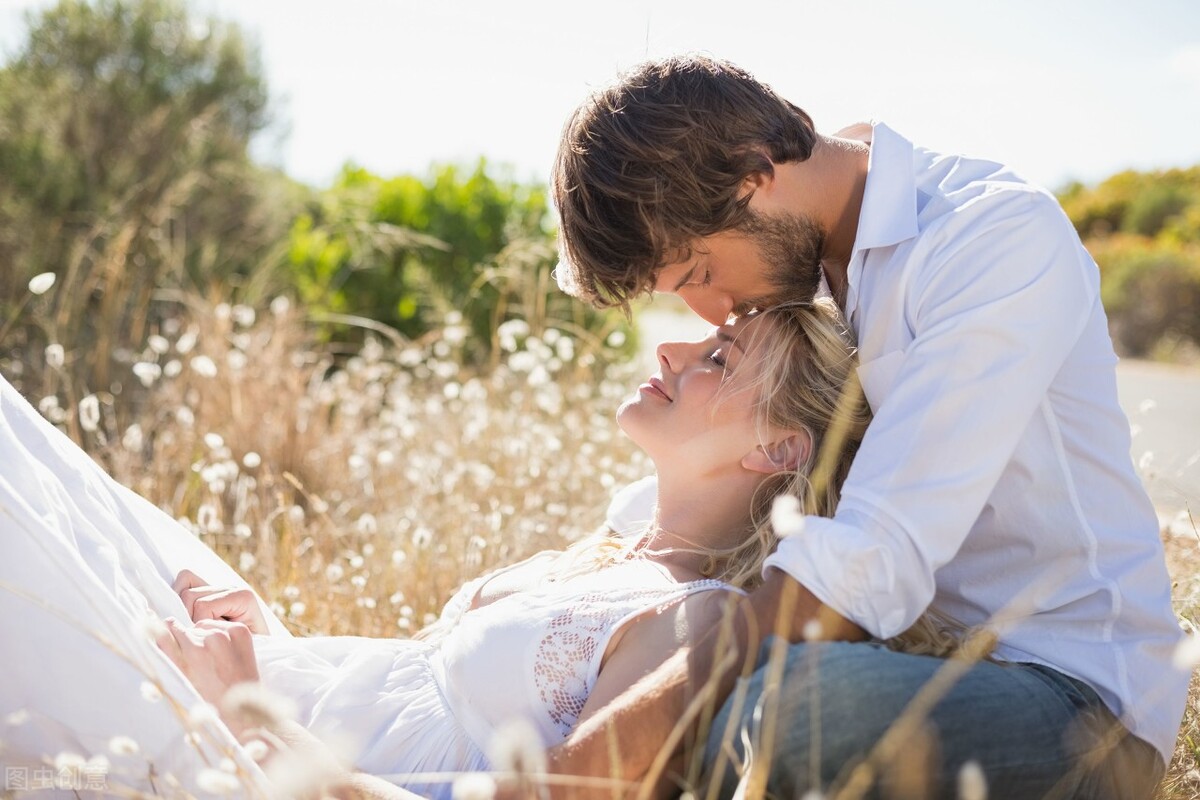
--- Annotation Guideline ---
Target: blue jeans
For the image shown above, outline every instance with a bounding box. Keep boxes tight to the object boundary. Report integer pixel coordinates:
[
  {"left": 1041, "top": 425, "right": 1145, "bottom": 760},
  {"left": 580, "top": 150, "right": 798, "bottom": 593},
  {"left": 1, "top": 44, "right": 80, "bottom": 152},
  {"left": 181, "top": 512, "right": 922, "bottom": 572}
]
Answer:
[{"left": 704, "top": 641, "right": 1164, "bottom": 800}]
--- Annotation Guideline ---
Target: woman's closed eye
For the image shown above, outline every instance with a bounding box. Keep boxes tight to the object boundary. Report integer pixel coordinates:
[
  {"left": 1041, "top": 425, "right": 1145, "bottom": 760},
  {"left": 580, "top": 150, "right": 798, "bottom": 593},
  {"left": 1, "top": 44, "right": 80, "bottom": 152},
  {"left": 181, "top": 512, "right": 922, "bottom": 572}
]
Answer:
[{"left": 709, "top": 348, "right": 728, "bottom": 368}]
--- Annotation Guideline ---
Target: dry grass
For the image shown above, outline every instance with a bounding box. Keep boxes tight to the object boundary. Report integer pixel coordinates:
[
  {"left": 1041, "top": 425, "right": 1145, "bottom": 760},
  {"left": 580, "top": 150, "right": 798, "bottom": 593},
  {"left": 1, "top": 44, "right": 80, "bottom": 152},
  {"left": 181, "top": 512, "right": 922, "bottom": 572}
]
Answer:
[
  {"left": 70, "top": 299, "right": 650, "bottom": 639},
  {"left": 15, "top": 297, "right": 1200, "bottom": 798},
  {"left": 1161, "top": 510, "right": 1200, "bottom": 800}
]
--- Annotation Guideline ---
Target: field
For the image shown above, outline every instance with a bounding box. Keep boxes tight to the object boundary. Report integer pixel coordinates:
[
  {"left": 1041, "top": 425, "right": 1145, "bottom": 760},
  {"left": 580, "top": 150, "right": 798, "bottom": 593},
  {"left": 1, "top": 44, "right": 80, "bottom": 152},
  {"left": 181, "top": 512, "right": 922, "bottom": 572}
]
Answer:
[{"left": 9, "top": 298, "right": 1200, "bottom": 799}]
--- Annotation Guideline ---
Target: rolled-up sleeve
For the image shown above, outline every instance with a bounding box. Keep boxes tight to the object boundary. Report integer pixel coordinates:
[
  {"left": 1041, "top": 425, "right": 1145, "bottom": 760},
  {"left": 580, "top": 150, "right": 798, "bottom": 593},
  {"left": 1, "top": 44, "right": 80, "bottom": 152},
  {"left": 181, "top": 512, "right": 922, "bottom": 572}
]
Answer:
[{"left": 763, "top": 190, "right": 1100, "bottom": 638}]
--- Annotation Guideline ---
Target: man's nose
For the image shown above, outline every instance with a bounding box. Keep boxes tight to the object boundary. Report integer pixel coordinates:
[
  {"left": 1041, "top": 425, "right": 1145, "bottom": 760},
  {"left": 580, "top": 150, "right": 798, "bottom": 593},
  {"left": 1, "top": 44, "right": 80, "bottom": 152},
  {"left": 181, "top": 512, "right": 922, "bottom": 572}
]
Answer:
[{"left": 682, "top": 292, "right": 734, "bottom": 326}]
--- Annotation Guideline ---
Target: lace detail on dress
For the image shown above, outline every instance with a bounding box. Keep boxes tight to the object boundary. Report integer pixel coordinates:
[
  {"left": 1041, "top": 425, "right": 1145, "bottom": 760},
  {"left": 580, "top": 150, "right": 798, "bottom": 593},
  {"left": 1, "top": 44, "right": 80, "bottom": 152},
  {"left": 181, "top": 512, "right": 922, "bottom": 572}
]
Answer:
[{"left": 532, "top": 581, "right": 727, "bottom": 736}]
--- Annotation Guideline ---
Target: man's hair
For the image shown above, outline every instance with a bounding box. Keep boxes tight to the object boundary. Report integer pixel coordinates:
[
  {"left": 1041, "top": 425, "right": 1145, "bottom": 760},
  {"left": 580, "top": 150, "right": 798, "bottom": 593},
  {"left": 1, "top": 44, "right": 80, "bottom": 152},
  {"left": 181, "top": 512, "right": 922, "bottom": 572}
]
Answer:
[{"left": 552, "top": 54, "right": 818, "bottom": 311}]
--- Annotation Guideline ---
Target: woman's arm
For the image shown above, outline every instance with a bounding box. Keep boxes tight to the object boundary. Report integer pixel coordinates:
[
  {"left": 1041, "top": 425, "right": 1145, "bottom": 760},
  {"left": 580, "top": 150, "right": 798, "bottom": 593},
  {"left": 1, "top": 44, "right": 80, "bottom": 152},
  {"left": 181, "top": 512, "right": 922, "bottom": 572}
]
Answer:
[{"left": 545, "top": 570, "right": 866, "bottom": 799}]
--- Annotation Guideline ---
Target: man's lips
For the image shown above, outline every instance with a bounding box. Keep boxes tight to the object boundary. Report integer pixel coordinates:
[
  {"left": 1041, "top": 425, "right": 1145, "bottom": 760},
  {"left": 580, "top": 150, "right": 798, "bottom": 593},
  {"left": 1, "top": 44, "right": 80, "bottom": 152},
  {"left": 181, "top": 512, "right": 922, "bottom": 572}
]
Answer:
[{"left": 640, "top": 376, "right": 672, "bottom": 402}]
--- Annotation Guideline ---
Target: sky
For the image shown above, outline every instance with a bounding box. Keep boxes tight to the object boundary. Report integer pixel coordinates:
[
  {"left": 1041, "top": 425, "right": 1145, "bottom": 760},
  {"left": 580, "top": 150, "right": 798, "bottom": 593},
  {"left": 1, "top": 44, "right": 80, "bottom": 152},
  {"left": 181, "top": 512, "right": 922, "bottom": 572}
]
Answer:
[{"left": 2, "top": 0, "right": 1199, "bottom": 192}]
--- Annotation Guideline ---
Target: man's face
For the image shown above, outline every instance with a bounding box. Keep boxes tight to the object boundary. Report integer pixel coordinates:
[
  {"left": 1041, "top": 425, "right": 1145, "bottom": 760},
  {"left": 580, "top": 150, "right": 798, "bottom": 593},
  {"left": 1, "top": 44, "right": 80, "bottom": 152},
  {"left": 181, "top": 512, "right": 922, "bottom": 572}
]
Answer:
[{"left": 653, "top": 208, "right": 826, "bottom": 325}]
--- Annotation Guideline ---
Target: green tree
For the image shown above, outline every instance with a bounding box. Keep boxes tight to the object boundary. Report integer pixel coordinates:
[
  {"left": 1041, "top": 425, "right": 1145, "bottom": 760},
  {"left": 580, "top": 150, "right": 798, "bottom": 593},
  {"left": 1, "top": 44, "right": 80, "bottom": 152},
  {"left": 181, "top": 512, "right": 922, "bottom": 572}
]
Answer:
[{"left": 0, "top": 0, "right": 299, "bottom": 401}]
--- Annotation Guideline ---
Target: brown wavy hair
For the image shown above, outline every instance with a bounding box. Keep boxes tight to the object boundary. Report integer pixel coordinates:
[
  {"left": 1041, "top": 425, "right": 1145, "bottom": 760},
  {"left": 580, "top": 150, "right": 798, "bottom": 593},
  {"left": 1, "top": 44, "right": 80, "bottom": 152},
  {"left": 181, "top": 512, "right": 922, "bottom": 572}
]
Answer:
[{"left": 552, "top": 54, "right": 817, "bottom": 312}]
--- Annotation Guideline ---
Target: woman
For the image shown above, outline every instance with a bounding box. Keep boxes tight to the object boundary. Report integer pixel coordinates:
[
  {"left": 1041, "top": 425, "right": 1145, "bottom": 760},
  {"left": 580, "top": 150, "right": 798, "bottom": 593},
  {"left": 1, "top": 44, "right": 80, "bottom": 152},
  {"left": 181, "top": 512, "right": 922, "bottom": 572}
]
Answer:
[{"left": 0, "top": 300, "right": 903, "bottom": 798}]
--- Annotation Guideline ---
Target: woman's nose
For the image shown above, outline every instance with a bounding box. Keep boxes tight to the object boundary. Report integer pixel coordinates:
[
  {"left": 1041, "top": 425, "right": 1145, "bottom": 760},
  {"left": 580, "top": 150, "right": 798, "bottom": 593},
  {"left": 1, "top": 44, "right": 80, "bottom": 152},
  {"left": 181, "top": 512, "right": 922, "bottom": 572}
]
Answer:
[{"left": 656, "top": 340, "right": 689, "bottom": 373}]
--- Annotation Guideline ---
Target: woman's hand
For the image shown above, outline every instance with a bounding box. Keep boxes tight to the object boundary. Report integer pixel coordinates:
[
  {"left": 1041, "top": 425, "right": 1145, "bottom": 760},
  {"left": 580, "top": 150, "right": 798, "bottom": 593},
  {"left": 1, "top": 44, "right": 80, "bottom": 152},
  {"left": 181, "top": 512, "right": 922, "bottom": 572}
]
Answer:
[
  {"left": 173, "top": 569, "right": 270, "bottom": 634},
  {"left": 156, "top": 617, "right": 261, "bottom": 708}
]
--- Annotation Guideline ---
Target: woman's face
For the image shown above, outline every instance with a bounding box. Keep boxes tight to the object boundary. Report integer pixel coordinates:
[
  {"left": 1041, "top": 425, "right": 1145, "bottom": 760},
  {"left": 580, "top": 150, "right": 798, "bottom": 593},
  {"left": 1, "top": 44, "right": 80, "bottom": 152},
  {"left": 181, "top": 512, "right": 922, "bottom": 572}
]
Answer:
[{"left": 618, "top": 314, "right": 774, "bottom": 477}]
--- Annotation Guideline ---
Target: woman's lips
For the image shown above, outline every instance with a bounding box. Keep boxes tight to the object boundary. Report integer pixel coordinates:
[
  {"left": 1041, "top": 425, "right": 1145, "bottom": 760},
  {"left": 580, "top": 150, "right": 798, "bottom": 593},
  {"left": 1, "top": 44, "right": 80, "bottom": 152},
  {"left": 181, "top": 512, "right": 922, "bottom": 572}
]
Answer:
[{"left": 640, "top": 377, "right": 672, "bottom": 401}]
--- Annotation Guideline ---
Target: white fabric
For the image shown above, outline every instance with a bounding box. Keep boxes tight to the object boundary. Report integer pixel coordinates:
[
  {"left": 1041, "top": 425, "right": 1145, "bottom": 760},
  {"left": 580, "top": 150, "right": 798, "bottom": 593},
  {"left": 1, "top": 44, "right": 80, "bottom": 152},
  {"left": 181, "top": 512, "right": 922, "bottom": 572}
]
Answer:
[
  {"left": 760, "top": 122, "right": 1186, "bottom": 762},
  {"left": 0, "top": 373, "right": 280, "bottom": 797},
  {"left": 603, "top": 474, "right": 657, "bottom": 536},
  {"left": 0, "top": 373, "right": 733, "bottom": 797},
  {"left": 256, "top": 556, "right": 730, "bottom": 798}
]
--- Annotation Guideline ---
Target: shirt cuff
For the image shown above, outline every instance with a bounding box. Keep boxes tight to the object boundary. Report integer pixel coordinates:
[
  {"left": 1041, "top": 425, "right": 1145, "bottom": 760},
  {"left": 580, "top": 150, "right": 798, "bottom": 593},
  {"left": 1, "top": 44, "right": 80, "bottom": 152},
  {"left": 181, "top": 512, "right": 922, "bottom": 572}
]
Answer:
[{"left": 761, "top": 502, "right": 935, "bottom": 639}]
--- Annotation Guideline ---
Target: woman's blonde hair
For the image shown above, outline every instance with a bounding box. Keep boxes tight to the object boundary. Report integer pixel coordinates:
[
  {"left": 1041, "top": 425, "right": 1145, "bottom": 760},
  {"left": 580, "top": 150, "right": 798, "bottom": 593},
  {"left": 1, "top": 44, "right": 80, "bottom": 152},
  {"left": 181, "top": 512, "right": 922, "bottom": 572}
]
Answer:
[{"left": 577, "top": 299, "right": 962, "bottom": 656}]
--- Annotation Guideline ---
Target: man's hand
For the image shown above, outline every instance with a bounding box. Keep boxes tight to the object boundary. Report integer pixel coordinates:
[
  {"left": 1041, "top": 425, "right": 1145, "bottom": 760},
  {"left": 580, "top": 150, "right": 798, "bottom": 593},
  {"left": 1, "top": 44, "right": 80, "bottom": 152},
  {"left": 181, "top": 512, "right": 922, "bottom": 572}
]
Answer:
[
  {"left": 155, "top": 616, "right": 260, "bottom": 708},
  {"left": 749, "top": 568, "right": 866, "bottom": 644},
  {"left": 173, "top": 569, "right": 269, "bottom": 634}
]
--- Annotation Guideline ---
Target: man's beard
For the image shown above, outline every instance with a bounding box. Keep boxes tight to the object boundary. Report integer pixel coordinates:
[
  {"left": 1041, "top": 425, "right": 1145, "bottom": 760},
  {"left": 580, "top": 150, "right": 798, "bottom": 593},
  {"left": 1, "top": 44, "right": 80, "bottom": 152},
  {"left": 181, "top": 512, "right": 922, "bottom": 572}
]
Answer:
[{"left": 733, "top": 208, "right": 826, "bottom": 315}]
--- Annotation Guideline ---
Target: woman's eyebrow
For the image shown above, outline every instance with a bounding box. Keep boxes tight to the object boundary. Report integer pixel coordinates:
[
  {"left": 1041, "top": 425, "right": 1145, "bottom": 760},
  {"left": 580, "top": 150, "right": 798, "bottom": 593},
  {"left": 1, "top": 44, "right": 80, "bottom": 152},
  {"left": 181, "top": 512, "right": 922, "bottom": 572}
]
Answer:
[{"left": 716, "top": 331, "right": 746, "bottom": 353}]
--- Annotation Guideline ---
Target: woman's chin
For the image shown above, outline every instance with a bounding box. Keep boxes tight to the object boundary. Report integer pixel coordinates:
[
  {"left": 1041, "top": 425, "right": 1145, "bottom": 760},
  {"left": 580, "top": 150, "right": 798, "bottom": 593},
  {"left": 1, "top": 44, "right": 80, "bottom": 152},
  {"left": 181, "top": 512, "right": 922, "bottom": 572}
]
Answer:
[{"left": 616, "top": 400, "right": 657, "bottom": 454}]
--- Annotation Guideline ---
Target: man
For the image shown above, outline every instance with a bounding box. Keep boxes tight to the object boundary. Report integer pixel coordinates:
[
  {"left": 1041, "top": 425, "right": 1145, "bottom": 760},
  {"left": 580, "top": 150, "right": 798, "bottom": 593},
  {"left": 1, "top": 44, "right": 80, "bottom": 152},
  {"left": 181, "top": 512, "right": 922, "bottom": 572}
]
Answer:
[{"left": 550, "top": 55, "right": 1186, "bottom": 798}]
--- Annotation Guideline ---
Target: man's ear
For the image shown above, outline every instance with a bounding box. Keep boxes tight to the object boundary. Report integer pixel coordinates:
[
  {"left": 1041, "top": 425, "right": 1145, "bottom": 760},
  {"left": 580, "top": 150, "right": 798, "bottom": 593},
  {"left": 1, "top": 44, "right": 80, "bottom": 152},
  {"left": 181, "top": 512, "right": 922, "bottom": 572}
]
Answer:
[
  {"left": 739, "top": 166, "right": 775, "bottom": 198},
  {"left": 741, "top": 432, "right": 811, "bottom": 475}
]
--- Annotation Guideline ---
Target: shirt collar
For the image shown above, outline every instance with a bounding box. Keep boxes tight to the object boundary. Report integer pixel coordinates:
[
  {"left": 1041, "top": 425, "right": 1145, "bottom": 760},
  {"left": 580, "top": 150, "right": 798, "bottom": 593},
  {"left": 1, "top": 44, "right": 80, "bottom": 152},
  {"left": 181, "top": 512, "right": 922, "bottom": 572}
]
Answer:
[{"left": 843, "top": 121, "right": 919, "bottom": 322}]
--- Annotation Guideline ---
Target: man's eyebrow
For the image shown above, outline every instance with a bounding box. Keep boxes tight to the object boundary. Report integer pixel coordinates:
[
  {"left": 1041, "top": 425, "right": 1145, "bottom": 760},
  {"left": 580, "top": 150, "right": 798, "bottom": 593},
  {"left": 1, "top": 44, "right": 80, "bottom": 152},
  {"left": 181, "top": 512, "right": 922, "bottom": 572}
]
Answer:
[
  {"left": 716, "top": 330, "right": 746, "bottom": 353},
  {"left": 672, "top": 265, "right": 696, "bottom": 292}
]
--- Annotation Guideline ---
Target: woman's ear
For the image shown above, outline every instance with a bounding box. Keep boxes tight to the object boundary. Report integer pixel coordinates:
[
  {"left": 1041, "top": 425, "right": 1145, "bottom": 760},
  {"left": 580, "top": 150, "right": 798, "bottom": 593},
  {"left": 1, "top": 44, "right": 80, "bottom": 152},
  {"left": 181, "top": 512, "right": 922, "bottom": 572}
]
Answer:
[{"left": 741, "top": 432, "right": 811, "bottom": 475}]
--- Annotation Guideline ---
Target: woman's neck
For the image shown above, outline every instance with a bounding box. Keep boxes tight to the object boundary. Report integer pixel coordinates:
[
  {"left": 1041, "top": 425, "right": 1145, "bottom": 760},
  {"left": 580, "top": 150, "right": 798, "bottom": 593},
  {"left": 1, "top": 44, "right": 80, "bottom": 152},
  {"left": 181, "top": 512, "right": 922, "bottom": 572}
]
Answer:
[{"left": 641, "top": 470, "right": 761, "bottom": 579}]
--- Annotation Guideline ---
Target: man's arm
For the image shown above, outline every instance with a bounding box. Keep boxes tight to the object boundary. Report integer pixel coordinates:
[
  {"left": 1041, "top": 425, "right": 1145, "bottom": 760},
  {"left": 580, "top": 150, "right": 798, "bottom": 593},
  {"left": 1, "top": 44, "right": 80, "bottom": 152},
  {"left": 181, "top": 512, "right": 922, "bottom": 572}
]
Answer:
[{"left": 545, "top": 570, "right": 864, "bottom": 798}]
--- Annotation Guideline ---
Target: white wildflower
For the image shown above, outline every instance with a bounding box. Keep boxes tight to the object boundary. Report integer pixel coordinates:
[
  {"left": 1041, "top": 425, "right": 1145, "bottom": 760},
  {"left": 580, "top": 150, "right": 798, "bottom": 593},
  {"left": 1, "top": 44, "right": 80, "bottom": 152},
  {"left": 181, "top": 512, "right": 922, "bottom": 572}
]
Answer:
[
  {"left": 508, "top": 351, "right": 537, "bottom": 372},
  {"left": 197, "top": 504, "right": 222, "bottom": 534},
  {"left": 290, "top": 601, "right": 306, "bottom": 617},
  {"left": 288, "top": 505, "right": 306, "bottom": 525},
  {"left": 27, "top": 272, "right": 56, "bottom": 295},
  {"left": 122, "top": 424, "right": 144, "bottom": 452},
  {"left": 108, "top": 735, "right": 140, "bottom": 756},
  {"left": 957, "top": 759, "right": 987, "bottom": 800},
  {"left": 325, "top": 563, "right": 345, "bottom": 583},
  {"left": 391, "top": 550, "right": 407, "bottom": 568},
  {"left": 270, "top": 295, "right": 291, "bottom": 317},
  {"left": 163, "top": 358, "right": 182, "bottom": 377},
  {"left": 239, "top": 552, "right": 257, "bottom": 572},
  {"left": 148, "top": 334, "right": 170, "bottom": 354},
  {"left": 227, "top": 350, "right": 247, "bottom": 371},
  {"left": 190, "top": 355, "right": 218, "bottom": 378},
  {"left": 137, "top": 612, "right": 169, "bottom": 643},
  {"left": 234, "top": 522, "right": 252, "bottom": 539},
  {"left": 132, "top": 361, "right": 162, "bottom": 387},
  {"left": 606, "top": 330, "right": 626, "bottom": 348},
  {"left": 487, "top": 718, "right": 546, "bottom": 776},
  {"left": 452, "top": 773, "right": 497, "bottom": 800},
  {"left": 187, "top": 701, "right": 221, "bottom": 729},
  {"left": 45, "top": 343, "right": 65, "bottom": 369},
  {"left": 177, "top": 328, "right": 198, "bottom": 354},
  {"left": 204, "top": 432, "right": 225, "bottom": 450},
  {"left": 1174, "top": 634, "right": 1200, "bottom": 671},
  {"left": 242, "top": 451, "right": 262, "bottom": 469},
  {"left": 377, "top": 450, "right": 396, "bottom": 467},
  {"left": 196, "top": 767, "right": 241, "bottom": 795},
  {"left": 176, "top": 405, "right": 195, "bottom": 428},
  {"left": 243, "top": 738, "right": 270, "bottom": 762},
  {"left": 232, "top": 305, "right": 256, "bottom": 328},
  {"left": 78, "top": 394, "right": 101, "bottom": 433},
  {"left": 771, "top": 495, "right": 806, "bottom": 537}
]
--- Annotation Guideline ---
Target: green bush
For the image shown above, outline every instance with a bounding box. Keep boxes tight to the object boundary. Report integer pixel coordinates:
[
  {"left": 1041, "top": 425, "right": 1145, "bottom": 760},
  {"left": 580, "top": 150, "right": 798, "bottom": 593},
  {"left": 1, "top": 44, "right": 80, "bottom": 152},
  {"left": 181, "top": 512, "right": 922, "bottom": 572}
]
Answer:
[
  {"left": 285, "top": 162, "right": 634, "bottom": 361},
  {"left": 1089, "top": 236, "right": 1200, "bottom": 357}
]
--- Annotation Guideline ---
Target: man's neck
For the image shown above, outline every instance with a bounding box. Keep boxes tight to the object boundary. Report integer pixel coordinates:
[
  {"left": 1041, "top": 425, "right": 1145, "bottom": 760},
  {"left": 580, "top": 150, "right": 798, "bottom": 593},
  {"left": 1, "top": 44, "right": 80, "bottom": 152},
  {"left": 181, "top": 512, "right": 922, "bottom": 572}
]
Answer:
[{"left": 811, "top": 134, "right": 870, "bottom": 311}]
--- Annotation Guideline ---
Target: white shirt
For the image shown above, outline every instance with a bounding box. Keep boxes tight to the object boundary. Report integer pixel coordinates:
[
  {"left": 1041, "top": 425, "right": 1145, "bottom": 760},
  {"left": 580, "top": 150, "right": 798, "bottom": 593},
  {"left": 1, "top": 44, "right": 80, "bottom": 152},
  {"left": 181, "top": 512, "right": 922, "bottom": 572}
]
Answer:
[{"left": 759, "top": 122, "right": 1186, "bottom": 762}]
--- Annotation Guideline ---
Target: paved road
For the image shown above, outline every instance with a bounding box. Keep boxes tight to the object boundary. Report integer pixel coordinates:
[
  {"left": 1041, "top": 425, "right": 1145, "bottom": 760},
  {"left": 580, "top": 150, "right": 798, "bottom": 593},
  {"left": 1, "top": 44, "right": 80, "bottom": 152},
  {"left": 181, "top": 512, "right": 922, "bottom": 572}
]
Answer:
[{"left": 637, "top": 304, "right": 1200, "bottom": 520}]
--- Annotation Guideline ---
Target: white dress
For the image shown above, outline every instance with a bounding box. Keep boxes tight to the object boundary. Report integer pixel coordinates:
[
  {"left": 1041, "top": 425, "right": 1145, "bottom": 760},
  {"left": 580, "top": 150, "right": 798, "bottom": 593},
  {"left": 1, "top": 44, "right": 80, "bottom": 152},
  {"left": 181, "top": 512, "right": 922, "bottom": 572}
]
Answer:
[
  {"left": 254, "top": 555, "right": 731, "bottom": 798},
  {"left": 0, "top": 373, "right": 725, "bottom": 798}
]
